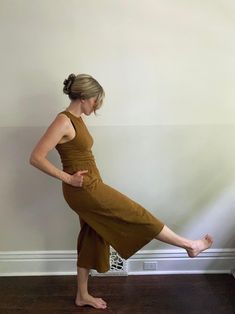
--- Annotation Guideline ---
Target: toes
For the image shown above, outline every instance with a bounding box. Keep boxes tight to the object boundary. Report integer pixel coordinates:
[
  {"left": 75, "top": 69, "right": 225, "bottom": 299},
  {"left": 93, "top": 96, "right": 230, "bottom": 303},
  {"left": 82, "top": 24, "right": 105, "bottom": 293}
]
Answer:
[
  {"left": 98, "top": 302, "right": 107, "bottom": 309},
  {"left": 98, "top": 298, "right": 107, "bottom": 305},
  {"left": 95, "top": 302, "right": 106, "bottom": 309},
  {"left": 96, "top": 299, "right": 107, "bottom": 308}
]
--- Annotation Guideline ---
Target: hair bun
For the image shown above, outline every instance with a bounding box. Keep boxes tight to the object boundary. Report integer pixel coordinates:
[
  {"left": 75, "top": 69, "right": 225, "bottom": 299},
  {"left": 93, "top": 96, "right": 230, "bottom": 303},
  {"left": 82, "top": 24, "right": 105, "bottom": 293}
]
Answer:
[{"left": 63, "top": 73, "right": 76, "bottom": 94}]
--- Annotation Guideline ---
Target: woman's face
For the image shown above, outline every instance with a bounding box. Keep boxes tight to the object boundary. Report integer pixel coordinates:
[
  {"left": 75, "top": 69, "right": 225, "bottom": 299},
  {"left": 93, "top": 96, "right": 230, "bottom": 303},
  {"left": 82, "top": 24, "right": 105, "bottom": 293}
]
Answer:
[{"left": 82, "top": 96, "right": 98, "bottom": 115}]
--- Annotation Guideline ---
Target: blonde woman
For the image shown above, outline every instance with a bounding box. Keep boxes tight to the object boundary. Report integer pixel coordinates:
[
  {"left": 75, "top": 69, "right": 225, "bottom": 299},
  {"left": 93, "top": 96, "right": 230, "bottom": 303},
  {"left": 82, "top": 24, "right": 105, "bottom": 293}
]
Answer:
[{"left": 30, "top": 73, "right": 213, "bottom": 310}]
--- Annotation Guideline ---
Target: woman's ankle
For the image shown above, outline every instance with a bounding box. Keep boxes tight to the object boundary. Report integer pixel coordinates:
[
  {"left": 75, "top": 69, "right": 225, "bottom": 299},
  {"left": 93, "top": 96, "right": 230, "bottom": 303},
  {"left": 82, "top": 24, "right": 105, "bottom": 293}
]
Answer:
[
  {"left": 76, "top": 290, "right": 89, "bottom": 299},
  {"left": 182, "top": 239, "right": 195, "bottom": 251}
]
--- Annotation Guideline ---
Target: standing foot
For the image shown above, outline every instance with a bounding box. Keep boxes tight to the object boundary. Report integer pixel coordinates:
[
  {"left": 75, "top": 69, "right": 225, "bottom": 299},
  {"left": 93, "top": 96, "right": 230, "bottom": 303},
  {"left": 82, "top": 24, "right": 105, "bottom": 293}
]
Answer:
[
  {"left": 75, "top": 293, "right": 107, "bottom": 309},
  {"left": 186, "top": 234, "right": 213, "bottom": 258}
]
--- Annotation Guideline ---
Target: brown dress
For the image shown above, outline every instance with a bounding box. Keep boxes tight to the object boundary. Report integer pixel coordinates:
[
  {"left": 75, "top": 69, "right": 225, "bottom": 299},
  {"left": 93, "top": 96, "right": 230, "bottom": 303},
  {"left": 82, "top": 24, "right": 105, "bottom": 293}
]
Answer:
[{"left": 55, "top": 111, "right": 164, "bottom": 273}]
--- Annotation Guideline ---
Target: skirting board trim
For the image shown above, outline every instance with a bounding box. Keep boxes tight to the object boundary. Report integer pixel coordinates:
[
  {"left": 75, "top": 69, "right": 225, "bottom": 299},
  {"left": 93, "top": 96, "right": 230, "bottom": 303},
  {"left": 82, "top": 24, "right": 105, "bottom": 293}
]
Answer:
[
  {"left": 127, "top": 249, "right": 235, "bottom": 275},
  {"left": 0, "top": 249, "right": 234, "bottom": 277},
  {"left": 0, "top": 250, "right": 77, "bottom": 277}
]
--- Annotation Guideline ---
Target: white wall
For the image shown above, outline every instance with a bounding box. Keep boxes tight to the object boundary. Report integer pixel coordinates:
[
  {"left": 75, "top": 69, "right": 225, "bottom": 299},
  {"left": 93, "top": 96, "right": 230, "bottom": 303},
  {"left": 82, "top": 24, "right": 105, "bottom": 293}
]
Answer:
[{"left": 0, "top": 0, "right": 234, "bottom": 271}]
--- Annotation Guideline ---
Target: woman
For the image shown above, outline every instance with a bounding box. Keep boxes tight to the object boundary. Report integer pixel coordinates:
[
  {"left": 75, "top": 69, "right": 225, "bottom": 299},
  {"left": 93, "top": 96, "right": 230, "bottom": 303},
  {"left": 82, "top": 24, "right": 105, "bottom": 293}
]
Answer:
[{"left": 30, "top": 73, "right": 213, "bottom": 310}]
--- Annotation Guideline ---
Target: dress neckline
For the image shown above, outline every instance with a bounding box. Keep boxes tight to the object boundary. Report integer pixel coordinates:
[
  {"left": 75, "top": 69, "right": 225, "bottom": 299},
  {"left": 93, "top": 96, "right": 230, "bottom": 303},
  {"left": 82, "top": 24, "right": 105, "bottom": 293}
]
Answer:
[{"left": 64, "top": 110, "right": 83, "bottom": 121}]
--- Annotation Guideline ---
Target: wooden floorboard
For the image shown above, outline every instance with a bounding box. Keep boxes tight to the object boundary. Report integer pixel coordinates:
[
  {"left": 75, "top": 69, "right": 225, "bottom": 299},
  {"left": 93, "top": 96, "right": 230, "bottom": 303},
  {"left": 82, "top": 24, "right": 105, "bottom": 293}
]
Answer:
[{"left": 0, "top": 274, "right": 234, "bottom": 313}]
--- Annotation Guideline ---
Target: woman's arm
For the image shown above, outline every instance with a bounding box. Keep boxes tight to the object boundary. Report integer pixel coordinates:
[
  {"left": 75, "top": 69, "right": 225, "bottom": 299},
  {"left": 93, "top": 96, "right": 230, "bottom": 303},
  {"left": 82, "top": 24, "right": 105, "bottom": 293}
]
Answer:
[
  {"left": 30, "top": 114, "right": 88, "bottom": 187},
  {"left": 29, "top": 114, "right": 73, "bottom": 183}
]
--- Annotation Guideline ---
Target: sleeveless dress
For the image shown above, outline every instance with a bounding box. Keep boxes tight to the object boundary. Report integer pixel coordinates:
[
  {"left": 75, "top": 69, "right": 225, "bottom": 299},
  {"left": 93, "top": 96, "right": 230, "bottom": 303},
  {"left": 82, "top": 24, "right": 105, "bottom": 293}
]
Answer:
[{"left": 55, "top": 111, "right": 164, "bottom": 273}]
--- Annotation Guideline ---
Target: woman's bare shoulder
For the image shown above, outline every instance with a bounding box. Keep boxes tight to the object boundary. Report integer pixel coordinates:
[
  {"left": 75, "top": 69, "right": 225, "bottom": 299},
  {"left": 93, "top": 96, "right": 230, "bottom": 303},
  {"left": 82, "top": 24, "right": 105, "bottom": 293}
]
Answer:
[{"left": 53, "top": 112, "right": 71, "bottom": 128}]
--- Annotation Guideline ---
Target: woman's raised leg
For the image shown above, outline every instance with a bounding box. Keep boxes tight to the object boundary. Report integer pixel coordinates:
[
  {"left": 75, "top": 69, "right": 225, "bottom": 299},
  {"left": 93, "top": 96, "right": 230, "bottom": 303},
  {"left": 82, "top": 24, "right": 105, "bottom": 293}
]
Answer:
[
  {"left": 75, "top": 266, "right": 107, "bottom": 309},
  {"left": 155, "top": 225, "right": 213, "bottom": 257}
]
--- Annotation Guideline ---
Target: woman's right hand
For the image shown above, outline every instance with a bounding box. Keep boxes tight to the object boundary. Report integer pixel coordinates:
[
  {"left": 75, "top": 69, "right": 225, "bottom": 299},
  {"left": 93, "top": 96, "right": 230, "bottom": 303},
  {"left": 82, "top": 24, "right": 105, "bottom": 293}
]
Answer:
[{"left": 68, "top": 170, "right": 89, "bottom": 187}]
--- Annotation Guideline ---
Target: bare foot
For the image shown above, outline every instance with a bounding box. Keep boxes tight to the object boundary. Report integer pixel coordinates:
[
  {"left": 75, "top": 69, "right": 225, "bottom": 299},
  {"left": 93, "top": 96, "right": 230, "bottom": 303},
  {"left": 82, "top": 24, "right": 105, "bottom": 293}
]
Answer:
[
  {"left": 75, "top": 293, "right": 107, "bottom": 309},
  {"left": 186, "top": 234, "right": 213, "bottom": 258}
]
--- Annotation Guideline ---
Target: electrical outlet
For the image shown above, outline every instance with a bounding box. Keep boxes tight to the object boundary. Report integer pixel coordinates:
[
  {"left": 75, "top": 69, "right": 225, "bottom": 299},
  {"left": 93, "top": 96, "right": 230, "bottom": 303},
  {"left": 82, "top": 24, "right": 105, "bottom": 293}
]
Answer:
[{"left": 143, "top": 262, "right": 158, "bottom": 270}]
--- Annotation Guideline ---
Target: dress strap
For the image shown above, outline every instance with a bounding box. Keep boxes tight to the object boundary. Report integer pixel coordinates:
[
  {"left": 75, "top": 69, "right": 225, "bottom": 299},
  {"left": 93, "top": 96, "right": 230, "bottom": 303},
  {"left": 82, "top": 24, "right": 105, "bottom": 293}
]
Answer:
[
  {"left": 58, "top": 110, "right": 72, "bottom": 118},
  {"left": 57, "top": 110, "right": 82, "bottom": 135}
]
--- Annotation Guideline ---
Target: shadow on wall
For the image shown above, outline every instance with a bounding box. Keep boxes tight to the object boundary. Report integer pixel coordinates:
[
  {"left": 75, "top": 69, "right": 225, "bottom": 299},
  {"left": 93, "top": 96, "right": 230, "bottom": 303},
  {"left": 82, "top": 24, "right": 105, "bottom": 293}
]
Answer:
[
  {"left": 180, "top": 182, "right": 235, "bottom": 248},
  {"left": 166, "top": 164, "right": 235, "bottom": 245},
  {"left": 148, "top": 125, "right": 235, "bottom": 250}
]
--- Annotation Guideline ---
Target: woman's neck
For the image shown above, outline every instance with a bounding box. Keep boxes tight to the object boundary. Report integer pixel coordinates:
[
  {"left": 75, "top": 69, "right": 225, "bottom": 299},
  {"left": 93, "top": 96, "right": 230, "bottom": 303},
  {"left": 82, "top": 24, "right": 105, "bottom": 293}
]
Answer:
[{"left": 66, "top": 100, "right": 83, "bottom": 117}]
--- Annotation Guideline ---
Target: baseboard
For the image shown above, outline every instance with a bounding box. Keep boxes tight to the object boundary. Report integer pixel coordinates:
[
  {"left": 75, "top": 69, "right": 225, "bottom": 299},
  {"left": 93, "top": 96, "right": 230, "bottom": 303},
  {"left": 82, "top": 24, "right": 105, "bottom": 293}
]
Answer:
[
  {"left": 127, "top": 248, "right": 235, "bottom": 275},
  {"left": 0, "top": 249, "right": 234, "bottom": 277},
  {"left": 0, "top": 251, "right": 77, "bottom": 277}
]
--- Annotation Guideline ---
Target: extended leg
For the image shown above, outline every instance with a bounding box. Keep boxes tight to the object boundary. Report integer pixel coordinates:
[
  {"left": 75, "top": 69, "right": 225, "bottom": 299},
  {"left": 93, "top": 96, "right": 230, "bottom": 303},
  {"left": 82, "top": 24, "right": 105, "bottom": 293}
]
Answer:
[{"left": 155, "top": 225, "right": 213, "bottom": 257}]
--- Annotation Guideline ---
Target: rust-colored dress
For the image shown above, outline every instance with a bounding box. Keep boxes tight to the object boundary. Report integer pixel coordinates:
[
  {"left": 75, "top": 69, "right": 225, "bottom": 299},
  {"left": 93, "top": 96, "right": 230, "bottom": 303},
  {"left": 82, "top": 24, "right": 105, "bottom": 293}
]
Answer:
[{"left": 55, "top": 111, "right": 164, "bottom": 273}]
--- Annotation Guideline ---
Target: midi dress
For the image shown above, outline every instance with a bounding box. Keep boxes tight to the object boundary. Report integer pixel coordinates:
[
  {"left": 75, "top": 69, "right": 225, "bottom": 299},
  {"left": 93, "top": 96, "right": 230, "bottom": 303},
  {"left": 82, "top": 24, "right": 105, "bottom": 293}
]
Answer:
[{"left": 55, "top": 111, "right": 164, "bottom": 273}]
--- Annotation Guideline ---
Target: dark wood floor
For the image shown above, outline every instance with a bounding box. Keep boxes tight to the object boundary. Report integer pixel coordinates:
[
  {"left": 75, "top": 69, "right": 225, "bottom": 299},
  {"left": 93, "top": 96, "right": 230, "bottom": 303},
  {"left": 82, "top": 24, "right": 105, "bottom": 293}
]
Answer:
[{"left": 0, "top": 274, "right": 234, "bottom": 314}]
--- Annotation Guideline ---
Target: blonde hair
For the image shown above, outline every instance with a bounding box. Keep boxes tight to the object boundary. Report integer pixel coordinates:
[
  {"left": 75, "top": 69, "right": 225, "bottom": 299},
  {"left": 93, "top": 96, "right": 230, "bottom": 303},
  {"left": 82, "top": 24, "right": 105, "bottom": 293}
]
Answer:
[{"left": 63, "top": 73, "right": 105, "bottom": 115}]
